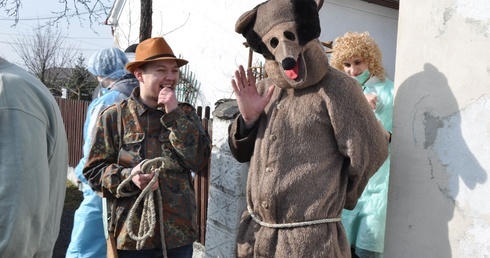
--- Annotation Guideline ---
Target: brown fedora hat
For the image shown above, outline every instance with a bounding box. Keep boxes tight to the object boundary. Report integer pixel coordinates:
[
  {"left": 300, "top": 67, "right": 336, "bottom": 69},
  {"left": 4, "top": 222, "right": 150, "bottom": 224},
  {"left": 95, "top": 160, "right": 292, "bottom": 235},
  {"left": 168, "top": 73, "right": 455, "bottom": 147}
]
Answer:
[{"left": 125, "top": 37, "right": 188, "bottom": 73}]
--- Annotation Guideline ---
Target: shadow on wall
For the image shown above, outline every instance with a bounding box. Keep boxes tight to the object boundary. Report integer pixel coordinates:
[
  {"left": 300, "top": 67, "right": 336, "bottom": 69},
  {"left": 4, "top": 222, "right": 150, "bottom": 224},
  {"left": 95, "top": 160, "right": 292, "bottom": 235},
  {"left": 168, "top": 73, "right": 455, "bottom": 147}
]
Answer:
[{"left": 387, "top": 63, "right": 487, "bottom": 257}]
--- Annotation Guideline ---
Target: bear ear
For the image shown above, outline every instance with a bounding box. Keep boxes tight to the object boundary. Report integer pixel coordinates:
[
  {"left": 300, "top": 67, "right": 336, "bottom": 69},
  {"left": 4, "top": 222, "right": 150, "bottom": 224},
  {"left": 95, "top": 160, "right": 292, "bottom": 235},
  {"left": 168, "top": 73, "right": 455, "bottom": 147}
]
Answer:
[
  {"left": 316, "top": 0, "right": 324, "bottom": 10},
  {"left": 235, "top": 8, "right": 258, "bottom": 34}
]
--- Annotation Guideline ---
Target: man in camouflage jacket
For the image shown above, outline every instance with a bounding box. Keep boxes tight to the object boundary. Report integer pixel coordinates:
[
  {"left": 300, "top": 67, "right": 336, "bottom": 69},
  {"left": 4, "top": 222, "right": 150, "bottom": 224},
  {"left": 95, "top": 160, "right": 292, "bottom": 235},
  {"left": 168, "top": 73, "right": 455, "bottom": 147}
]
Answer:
[{"left": 83, "top": 37, "right": 211, "bottom": 257}]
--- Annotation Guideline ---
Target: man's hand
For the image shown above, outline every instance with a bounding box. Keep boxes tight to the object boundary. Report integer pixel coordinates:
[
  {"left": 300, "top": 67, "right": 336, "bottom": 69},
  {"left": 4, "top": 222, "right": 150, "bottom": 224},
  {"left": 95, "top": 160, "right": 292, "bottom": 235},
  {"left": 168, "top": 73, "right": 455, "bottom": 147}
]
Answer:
[
  {"left": 158, "top": 86, "right": 178, "bottom": 113},
  {"left": 231, "top": 65, "right": 274, "bottom": 128},
  {"left": 130, "top": 161, "right": 159, "bottom": 191}
]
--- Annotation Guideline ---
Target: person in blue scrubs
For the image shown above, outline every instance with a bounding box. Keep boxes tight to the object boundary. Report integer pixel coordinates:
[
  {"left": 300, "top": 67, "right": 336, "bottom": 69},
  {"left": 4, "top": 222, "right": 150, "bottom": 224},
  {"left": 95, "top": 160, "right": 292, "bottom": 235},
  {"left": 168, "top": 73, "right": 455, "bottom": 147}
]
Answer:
[{"left": 66, "top": 45, "right": 138, "bottom": 258}]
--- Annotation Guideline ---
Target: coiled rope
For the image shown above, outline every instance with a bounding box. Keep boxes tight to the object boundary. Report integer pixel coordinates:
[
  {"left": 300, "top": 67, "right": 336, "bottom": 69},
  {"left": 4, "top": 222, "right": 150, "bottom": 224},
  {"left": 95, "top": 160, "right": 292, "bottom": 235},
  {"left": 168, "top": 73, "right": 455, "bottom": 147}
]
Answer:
[{"left": 116, "top": 157, "right": 167, "bottom": 258}]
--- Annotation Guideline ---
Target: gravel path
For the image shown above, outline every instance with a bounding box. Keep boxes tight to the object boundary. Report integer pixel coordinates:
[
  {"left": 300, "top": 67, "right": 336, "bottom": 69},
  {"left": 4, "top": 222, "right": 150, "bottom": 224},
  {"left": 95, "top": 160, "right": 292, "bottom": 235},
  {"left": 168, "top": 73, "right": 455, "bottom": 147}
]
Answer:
[{"left": 52, "top": 209, "right": 75, "bottom": 258}]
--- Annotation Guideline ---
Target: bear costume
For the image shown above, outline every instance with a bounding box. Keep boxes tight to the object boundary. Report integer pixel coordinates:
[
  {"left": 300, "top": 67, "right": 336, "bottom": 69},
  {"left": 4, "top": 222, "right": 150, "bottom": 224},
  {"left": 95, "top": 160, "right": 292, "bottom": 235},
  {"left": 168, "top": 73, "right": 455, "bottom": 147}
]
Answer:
[{"left": 228, "top": 0, "right": 389, "bottom": 257}]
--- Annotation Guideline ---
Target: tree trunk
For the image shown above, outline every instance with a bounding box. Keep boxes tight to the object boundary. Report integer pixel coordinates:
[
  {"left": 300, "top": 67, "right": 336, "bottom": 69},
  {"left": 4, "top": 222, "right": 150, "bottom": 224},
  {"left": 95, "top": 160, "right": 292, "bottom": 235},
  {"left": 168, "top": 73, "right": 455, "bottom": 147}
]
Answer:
[{"left": 140, "top": 0, "right": 153, "bottom": 42}]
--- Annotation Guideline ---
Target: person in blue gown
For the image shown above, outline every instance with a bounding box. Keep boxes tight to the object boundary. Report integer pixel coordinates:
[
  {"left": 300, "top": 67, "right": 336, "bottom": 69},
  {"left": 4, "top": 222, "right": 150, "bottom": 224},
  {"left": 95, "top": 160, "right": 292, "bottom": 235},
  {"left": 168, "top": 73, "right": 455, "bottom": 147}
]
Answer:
[{"left": 66, "top": 46, "right": 139, "bottom": 258}]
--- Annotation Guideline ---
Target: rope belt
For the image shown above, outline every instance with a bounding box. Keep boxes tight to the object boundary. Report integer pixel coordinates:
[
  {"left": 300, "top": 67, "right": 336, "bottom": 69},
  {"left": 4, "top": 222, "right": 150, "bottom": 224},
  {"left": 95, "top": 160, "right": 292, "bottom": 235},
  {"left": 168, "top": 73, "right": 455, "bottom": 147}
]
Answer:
[
  {"left": 247, "top": 205, "right": 341, "bottom": 229},
  {"left": 117, "top": 157, "right": 168, "bottom": 258}
]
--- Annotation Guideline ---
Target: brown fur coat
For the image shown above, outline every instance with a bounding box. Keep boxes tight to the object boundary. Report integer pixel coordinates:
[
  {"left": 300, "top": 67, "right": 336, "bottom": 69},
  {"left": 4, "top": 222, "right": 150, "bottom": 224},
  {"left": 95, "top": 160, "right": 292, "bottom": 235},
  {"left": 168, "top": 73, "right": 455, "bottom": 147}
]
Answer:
[{"left": 228, "top": 0, "right": 389, "bottom": 257}]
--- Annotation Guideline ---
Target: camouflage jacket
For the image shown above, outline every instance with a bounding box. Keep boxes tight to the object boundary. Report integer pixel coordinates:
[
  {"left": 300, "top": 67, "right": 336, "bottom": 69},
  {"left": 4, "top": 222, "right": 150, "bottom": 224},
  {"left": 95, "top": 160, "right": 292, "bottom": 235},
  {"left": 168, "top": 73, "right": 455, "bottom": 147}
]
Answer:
[{"left": 83, "top": 87, "right": 211, "bottom": 250}]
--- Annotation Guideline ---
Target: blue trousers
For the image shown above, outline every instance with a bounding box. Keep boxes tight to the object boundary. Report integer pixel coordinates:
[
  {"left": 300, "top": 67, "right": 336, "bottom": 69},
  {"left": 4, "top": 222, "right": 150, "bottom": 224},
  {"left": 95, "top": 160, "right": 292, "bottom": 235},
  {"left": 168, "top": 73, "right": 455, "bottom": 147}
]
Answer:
[
  {"left": 66, "top": 184, "right": 105, "bottom": 258},
  {"left": 117, "top": 244, "right": 193, "bottom": 258}
]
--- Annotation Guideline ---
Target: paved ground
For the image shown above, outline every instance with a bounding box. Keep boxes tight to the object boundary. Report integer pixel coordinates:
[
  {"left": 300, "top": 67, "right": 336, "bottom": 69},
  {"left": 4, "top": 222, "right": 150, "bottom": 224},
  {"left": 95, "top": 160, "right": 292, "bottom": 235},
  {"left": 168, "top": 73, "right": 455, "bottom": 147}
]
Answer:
[
  {"left": 52, "top": 181, "right": 81, "bottom": 258},
  {"left": 53, "top": 209, "right": 75, "bottom": 258}
]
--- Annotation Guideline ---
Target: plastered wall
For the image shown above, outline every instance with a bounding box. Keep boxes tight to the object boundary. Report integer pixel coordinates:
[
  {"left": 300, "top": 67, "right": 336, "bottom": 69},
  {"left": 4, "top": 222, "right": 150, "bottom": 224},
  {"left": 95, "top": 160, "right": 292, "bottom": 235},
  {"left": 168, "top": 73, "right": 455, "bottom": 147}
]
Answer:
[{"left": 385, "top": 0, "right": 490, "bottom": 257}]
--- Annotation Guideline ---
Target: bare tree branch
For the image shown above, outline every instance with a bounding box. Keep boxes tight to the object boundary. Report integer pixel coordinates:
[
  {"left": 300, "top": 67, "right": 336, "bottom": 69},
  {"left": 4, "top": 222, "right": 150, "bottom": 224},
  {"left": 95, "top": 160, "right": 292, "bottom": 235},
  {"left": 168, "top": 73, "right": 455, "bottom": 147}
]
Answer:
[
  {"left": 64, "top": 54, "right": 97, "bottom": 100},
  {"left": 0, "top": 0, "right": 22, "bottom": 24},
  {"left": 0, "top": 0, "right": 111, "bottom": 29},
  {"left": 114, "top": 4, "right": 139, "bottom": 48},
  {"left": 10, "top": 25, "right": 80, "bottom": 94}
]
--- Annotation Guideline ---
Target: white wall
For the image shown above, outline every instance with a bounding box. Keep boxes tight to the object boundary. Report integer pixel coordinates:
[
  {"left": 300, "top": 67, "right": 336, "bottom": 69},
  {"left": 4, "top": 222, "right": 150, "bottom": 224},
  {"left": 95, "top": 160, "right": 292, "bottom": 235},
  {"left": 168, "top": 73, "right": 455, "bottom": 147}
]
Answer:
[
  {"left": 386, "top": 0, "right": 490, "bottom": 257},
  {"left": 111, "top": 0, "right": 398, "bottom": 108}
]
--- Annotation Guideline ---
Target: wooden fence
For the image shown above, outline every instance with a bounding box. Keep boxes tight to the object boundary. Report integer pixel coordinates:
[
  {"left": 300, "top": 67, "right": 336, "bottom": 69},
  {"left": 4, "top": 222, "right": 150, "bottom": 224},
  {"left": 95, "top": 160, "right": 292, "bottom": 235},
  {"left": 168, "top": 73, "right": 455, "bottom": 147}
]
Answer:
[
  {"left": 195, "top": 106, "right": 212, "bottom": 245},
  {"left": 55, "top": 97, "right": 212, "bottom": 245},
  {"left": 55, "top": 97, "right": 90, "bottom": 167}
]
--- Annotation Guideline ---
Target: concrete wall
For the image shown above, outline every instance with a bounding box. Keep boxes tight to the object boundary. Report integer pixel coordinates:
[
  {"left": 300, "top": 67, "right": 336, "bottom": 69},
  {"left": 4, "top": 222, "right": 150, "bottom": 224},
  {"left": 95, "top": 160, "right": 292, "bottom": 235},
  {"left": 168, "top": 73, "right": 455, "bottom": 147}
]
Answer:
[
  {"left": 109, "top": 0, "right": 398, "bottom": 108},
  {"left": 204, "top": 100, "right": 247, "bottom": 258},
  {"left": 385, "top": 0, "right": 490, "bottom": 257}
]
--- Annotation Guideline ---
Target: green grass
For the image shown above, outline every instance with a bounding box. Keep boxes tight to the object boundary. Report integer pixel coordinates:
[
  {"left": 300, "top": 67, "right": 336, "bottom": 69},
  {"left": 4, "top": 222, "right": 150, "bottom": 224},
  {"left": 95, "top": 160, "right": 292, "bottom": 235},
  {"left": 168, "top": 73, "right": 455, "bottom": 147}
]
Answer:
[{"left": 64, "top": 180, "right": 83, "bottom": 211}]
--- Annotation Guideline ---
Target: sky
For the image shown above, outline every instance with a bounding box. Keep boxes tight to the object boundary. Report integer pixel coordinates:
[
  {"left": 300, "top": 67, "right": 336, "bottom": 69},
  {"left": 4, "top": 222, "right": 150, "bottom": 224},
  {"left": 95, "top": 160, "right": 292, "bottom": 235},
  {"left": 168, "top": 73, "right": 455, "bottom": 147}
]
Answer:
[
  {"left": 0, "top": 0, "right": 115, "bottom": 69},
  {"left": 105, "top": 0, "right": 399, "bottom": 108}
]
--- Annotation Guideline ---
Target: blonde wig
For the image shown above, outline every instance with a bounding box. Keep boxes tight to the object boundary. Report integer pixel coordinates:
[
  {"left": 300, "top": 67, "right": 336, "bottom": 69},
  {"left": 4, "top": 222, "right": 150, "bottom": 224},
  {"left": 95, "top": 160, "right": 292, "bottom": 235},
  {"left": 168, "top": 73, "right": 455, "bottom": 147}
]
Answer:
[{"left": 331, "top": 32, "right": 386, "bottom": 81}]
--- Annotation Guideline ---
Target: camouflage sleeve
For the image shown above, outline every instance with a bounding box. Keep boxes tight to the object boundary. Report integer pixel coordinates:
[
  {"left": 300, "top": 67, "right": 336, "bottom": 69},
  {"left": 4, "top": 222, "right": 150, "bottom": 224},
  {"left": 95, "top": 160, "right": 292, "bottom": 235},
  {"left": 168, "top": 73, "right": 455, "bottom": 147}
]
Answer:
[
  {"left": 83, "top": 106, "right": 138, "bottom": 196},
  {"left": 160, "top": 103, "right": 211, "bottom": 172}
]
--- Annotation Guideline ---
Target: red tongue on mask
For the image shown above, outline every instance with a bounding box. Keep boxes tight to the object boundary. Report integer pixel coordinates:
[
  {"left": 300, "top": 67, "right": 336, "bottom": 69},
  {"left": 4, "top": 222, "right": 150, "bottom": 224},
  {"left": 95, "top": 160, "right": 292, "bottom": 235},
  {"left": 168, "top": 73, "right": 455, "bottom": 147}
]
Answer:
[{"left": 285, "top": 61, "right": 299, "bottom": 80}]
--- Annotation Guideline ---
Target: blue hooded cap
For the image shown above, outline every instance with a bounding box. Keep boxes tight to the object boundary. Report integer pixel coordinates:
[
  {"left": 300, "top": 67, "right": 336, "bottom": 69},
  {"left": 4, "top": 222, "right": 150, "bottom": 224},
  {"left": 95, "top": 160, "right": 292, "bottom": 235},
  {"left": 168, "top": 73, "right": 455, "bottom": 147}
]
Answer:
[{"left": 87, "top": 47, "right": 129, "bottom": 79}]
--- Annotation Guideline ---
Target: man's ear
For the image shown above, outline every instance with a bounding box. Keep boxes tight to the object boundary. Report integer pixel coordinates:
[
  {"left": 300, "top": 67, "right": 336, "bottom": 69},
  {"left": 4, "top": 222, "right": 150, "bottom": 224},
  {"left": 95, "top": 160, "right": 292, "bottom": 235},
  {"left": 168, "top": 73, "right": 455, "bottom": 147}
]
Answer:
[{"left": 134, "top": 69, "right": 144, "bottom": 82}]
